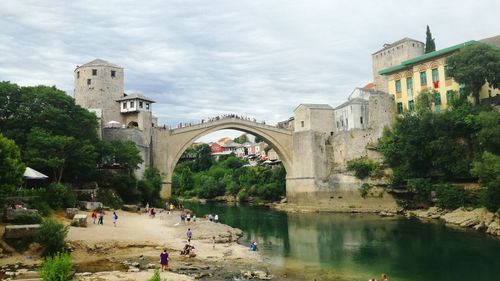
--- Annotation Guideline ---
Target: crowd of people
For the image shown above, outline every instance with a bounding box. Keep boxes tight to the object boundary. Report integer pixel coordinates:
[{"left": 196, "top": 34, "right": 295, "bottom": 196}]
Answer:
[{"left": 155, "top": 113, "right": 271, "bottom": 130}]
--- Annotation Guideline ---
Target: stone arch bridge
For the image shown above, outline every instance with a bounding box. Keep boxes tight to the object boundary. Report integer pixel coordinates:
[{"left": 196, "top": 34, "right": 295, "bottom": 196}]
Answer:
[{"left": 151, "top": 117, "right": 293, "bottom": 198}]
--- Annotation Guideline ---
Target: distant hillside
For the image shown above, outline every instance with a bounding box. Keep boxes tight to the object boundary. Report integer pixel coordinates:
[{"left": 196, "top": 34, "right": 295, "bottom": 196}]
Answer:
[{"left": 479, "top": 35, "right": 500, "bottom": 48}]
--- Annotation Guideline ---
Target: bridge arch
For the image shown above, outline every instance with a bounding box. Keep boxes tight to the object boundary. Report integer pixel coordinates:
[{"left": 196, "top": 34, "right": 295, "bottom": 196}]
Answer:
[{"left": 152, "top": 118, "right": 293, "bottom": 198}]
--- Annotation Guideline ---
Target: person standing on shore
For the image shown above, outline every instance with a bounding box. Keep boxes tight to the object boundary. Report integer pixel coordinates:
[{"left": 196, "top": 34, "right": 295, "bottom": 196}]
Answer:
[
  {"left": 98, "top": 210, "right": 104, "bottom": 225},
  {"left": 112, "top": 211, "right": 118, "bottom": 227},
  {"left": 160, "top": 249, "right": 169, "bottom": 271},
  {"left": 187, "top": 228, "right": 192, "bottom": 243},
  {"left": 212, "top": 236, "right": 216, "bottom": 249},
  {"left": 91, "top": 210, "right": 97, "bottom": 224}
]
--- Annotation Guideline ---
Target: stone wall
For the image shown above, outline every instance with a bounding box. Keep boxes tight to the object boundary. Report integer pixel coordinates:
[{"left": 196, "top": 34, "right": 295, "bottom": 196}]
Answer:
[{"left": 102, "top": 127, "right": 151, "bottom": 177}]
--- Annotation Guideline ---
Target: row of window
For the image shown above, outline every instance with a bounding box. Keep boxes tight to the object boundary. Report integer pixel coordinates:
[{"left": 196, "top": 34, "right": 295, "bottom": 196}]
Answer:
[
  {"left": 395, "top": 67, "right": 451, "bottom": 93},
  {"left": 396, "top": 90, "right": 464, "bottom": 114},
  {"left": 77, "top": 69, "right": 116, "bottom": 79},
  {"left": 122, "top": 101, "right": 150, "bottom": 110}
]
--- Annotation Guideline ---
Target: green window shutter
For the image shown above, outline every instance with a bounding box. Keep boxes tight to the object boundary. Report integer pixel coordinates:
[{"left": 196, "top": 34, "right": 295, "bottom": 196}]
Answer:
[
  {"left": 397, "top": 102, "right": 404, "bottom": 113},
  {"left": 420, "top": 71, "right": 427, "bottom": 86},
  {"left": 432, "top": 69, "right": 439, "bottom": 82},
  {"left": 408, "top": 100, "right": 415, "bottom": 111},
  {"left": 434, "top": 92, "right": 441, "bottom": 105},
  {"left": 395, "top": 80, "right": 401, "bottom": 93}
]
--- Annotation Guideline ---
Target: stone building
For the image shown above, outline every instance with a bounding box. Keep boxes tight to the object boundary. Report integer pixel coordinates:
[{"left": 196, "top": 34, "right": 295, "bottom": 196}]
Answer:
[
  {"left": 333, "top": 87, "right": 371, "bottom": 132},
  {"left": 74, "top": 59, "right": 156, "bottom": 177},
  {"left": 372, "top": 38, "right": 425, "bottom": 93},
  {"left": 74, "top": 59, "right": 124, "bottom": 130}
]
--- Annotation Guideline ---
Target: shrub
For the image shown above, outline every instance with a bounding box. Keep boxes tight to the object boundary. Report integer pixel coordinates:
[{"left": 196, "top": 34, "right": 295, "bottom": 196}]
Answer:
[
  {"left": 347, "top": 158, "right": 380, "bottom": 179},
  {"left": 27, "top": 200, "right": 52, "bottom": 217},
  {"left": 480, "top": 178, "right": 500, "bottom": 212},
  {"left": 36, "top": 219, "right": 69, "bottom": 256},
  {"left": 435, "top": 184, "right": 470, "bottom": 209},
  {"left": 237, "top": 189, "right": 249, "bottom": 202},
  {"left": 148, "top": 269, "right": 161, "bottom": 281},
  {"left": 96, "top": 188, "right": 123, "bottom": 209},
  {"left": 407, "top": 178, "right": 433, "bottom": 207},
  {"left": 13, "top": 213, "right": 43, "bottom": 224},
  {"left": 359, "top": 183, "right": 371, "bottom": 198},
  {"left": 43, "top": 183, "right": 76, "bottom": 210},
  {"left": 39, "top": 252, "right": 73, "bottom": 281}
]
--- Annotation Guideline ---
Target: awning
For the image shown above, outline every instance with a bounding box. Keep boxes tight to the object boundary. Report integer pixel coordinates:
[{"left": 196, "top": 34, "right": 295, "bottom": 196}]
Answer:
[{"left": 23, "top": 167, "right": 49, "bottom": 179}]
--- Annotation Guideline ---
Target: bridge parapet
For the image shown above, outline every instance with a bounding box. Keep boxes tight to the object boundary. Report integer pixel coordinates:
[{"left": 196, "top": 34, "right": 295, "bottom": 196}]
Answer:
[{"left": 168, "top": 117, "right": 292, "bottom": 136}]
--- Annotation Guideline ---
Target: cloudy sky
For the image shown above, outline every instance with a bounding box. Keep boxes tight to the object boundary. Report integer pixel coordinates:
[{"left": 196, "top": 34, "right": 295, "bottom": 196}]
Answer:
[{"left": 0, "top": 0, "right": 498, "bottom": 141}]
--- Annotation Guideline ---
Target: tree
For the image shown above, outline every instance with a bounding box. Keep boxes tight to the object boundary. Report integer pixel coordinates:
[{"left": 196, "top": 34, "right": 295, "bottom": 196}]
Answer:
[
  {"left": 447, "top": 44, "right": 500, "bottom": 104},
  {"left": 195, "top": 144, "right": 213, "bottom": 172},
  {"left": 234, "top": 134, "right": 247, "bottom": 144},
  {"left": 25, "top": 128, "right": 96, "bottom": 182},
  {"left": 0, "top": 134, "right": 25, "bottom": 202},
  {"left": 425, "top": 25, "right": 436, "bottom": 53}
]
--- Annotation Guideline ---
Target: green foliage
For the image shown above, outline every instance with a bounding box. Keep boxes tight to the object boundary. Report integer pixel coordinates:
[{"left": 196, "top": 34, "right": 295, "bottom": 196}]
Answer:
[
  {"left": 173, "top": 149, "right": 286, "bottom": 201},
  {"left": 27, "top": 199, "right": 52, "bottom": 217},
  {"left": 471, "top": 151, "right": 500, "bottom": 186},
  {"left": 13, "top": 212, "right": 43, "bottom": 224},
  {"left": 234, "top": 134, "right": 248, "bottom": 144},
  {"left": 40, "top": 252, "right": 73, "bottom": 281},
  {"left": 472, "top": 151, "right": 500, "bottom": 212},
  {"left": 407, "top": 178, "right": 433, "bottom": 207},
  {"left": 447, "top": 44, "right": 500, "bottom": 104},
  {"left": 36, "top": 219, "right": 69, "bottom": 257},
  {"left": 0, "top": 134, "right": 25, "bottom": 205},
  {"left": 148, "top": 269, "right": 162, "bottom": 281},
  {"left": 425, "top": 25, "right": 436, "bottom": 53},
  {"left": 474, "top": 111, "right": 500, "bottom": 154},
  {"left": 359, "top": 183, "right": 371, "bottom": 198},
  {"left": 96, "top": 140, "right": 143, "bottom": 175},
  {"left": 347, "top": 158, "right": 380, "bottom": 179},
  {"left": 435, "top": 184, "right": 470, "bottom": 209},
  {"left": 379, "top": 100, "right": 482, "bottom": 184},
  {"left": 0, "top": 83, "right": 99, "bottom": 182},
  {"left": 96, "top": 188, "right": 123, "bottom": 209},
  {"left": 479, "top": 178, "right": 500, "bottom": 213},
  {"left": 43, "top": 183, "right": 76, "bottom": 210}
]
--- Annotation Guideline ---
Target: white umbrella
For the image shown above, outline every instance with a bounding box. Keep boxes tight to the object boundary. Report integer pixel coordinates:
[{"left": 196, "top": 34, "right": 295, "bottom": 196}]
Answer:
[
  {"left": 106, "top": 120, "right": 121, "bottom": 128},
  {"left": 23, "top": 167, "right": 49, "bottom": 179}
]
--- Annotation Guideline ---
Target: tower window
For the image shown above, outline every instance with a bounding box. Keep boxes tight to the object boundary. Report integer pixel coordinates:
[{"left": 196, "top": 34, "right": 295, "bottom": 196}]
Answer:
[
  {"left": 111, "top": 70, "right": 116, "bottom": 78},
  {"left": 139, "top": 101, "right": 143, "bottom": 108},
  {"left": 123, "top": 102, "right": 127, "bottom": 109},
  {"left": 92, "top": 69, "right": 97, "bottom": 76},
  {"left": 301, "top": 121, "right": 304, "bottom": 127},
  {"left": 130, "top": 101, "right": 134, "bottom": 108},
  {"left": 360, "top": 116, "right": 363, "bottom": 124},
  {"left": 146, "top": 103, "right": 150, "bottom": 110},
  {"left": 77, "top": 71, "right": 80, "bottom": 78},
  {"left": 87, "top": 79, "right": 91, "bottom": 85}
]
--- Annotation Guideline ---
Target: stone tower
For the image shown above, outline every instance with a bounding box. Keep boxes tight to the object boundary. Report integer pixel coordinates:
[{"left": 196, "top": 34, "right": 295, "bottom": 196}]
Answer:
[
  {"left": 74, "top": 59, "right": 124, "bottom": 129},
  {"left": 372, "top": 38, "right": 424, "bottom": 93}
]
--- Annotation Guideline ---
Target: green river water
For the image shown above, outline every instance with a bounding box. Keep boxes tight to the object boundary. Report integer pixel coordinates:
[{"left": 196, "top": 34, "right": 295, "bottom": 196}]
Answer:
[{"left": 184, "top": 202, "right": 500, "bottom": 281}]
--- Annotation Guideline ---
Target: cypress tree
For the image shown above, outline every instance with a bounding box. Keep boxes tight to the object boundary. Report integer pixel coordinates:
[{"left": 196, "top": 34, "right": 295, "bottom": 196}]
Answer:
[{"left": 425, "top": 25, "right": 436, "bottom": 53}]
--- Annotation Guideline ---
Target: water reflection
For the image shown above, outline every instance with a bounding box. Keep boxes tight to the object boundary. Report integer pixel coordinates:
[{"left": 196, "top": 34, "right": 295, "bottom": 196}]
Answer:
[{"left": 184, "top": 202, "right": 500, "bottom": 281}]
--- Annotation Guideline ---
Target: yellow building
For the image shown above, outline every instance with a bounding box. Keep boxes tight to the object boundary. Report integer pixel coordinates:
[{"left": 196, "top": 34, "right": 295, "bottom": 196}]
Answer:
[{"left": 379, "top": 40, "right": 499, "bottom": 113}]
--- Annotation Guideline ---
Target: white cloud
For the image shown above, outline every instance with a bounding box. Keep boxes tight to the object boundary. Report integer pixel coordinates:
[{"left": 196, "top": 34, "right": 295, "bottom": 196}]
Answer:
[{"left": 1, "top": 0, "right": 499, "bottom": 141}]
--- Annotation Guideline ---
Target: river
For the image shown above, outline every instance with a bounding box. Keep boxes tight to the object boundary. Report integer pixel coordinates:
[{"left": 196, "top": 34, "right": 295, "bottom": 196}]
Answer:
[{"left": 183, "top": 202, "right": 500, "bottom": 281}]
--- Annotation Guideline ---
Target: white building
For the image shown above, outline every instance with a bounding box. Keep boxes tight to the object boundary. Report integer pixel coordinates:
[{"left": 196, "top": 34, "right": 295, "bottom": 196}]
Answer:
[{"left": 334, "top": 87, "right": 371, "bottom": 132}]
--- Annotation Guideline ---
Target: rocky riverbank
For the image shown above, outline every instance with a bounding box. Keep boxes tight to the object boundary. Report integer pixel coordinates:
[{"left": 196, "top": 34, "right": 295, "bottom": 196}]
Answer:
[
  {"left": 0, "top": 210, "right": 276, "bottom": 281},
  {"left": 406, "top": 207, "right": 500, "bottom": 236}
]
